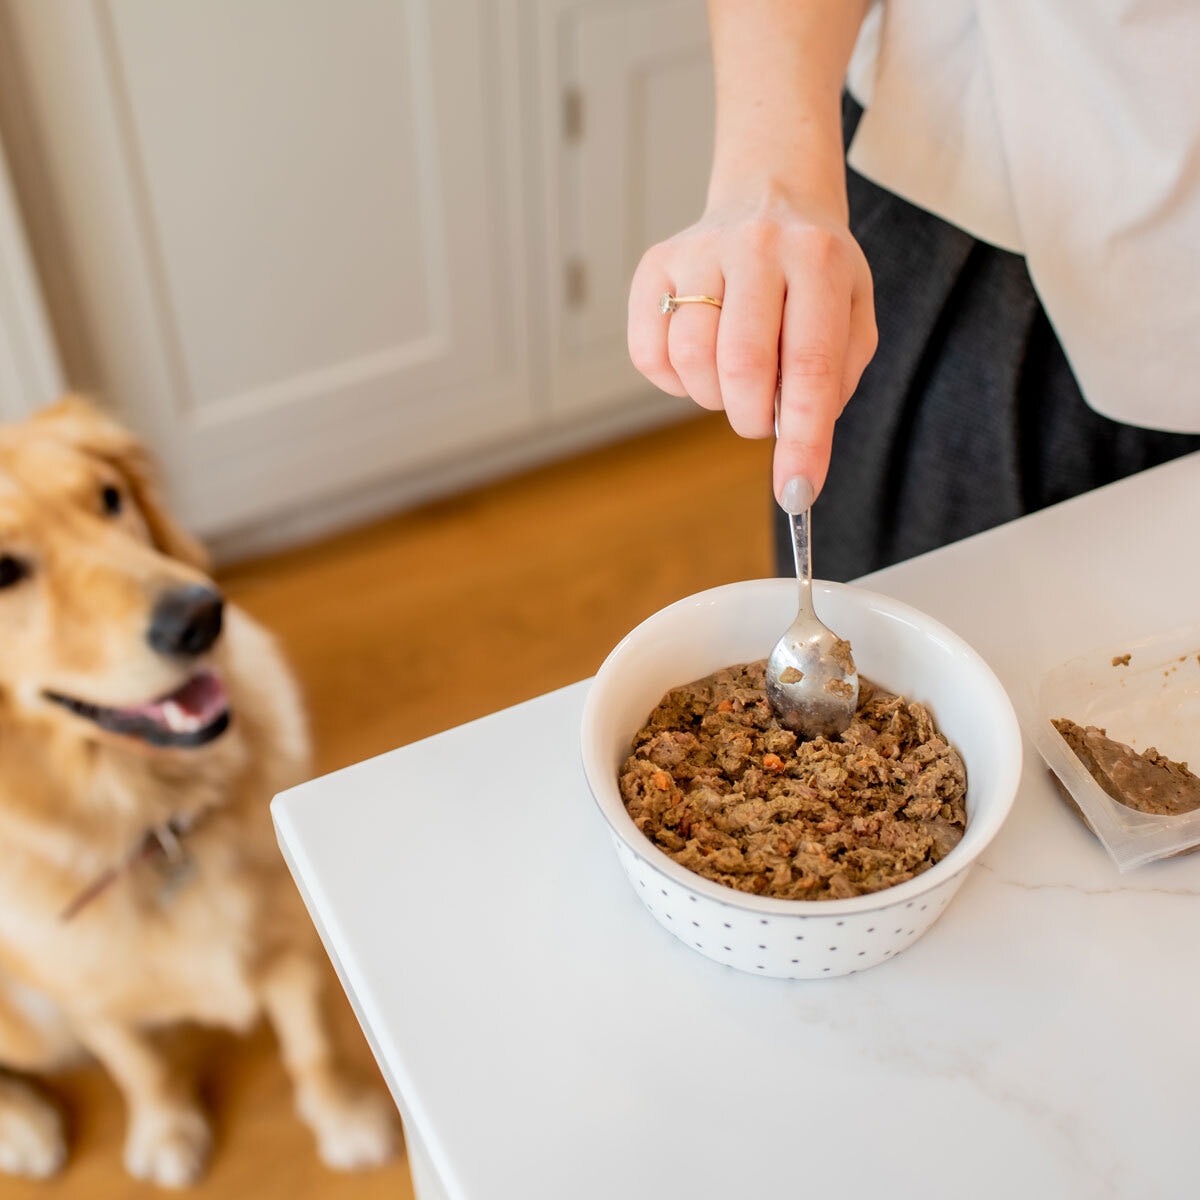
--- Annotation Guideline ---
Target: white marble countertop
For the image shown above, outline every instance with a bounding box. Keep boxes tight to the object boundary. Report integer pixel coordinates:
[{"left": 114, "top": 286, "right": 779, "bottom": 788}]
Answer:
[{"left": 273, "top": 452, "right": 1200, "bottom": 1200}]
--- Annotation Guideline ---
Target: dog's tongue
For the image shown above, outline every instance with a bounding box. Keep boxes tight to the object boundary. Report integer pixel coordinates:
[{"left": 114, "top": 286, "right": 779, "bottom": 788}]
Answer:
[{"left": 125, "top": 671, "right": 229, "bottom": 734}]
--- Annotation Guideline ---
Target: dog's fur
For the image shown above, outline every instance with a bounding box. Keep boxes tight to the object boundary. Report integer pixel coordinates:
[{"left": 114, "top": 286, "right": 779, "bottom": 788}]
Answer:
[{"left": 0, "top": 399, "right": 396, "bottom": 1185}]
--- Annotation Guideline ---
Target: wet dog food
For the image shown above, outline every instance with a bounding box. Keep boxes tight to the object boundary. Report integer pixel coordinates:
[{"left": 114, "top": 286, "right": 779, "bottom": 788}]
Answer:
[
  {"left": 1053, "top": 717, "right": 1200, "bottom": 816},
  {"left": 619, "top": 660, "right": 968, "bottom": 901}
]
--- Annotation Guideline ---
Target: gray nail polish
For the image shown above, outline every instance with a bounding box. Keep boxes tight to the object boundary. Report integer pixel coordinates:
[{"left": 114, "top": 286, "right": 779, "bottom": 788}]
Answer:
[{"left": 779, "top": 476, "right": 814, "bottom": 514}]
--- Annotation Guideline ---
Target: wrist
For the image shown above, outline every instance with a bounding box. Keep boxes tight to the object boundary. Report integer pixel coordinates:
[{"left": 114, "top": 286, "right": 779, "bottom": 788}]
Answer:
[
  {"left": 706, "top": 153, "right": 848, "bottom": 226},
  {"left": 708, "top": 92, "right": 847, "bottom": 216}
]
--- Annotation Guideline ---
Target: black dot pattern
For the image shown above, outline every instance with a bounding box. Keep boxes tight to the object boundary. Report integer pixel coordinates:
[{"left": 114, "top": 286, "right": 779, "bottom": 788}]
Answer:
[{"left": 614, "top": 839, "right": 965, "bottom": 980}]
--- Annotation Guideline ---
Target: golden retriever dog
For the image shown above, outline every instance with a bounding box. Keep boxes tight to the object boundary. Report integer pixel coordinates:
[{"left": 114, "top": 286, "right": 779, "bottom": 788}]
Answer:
[{"left": 0, "top": 398, "right": 396, "bottom": 1186}]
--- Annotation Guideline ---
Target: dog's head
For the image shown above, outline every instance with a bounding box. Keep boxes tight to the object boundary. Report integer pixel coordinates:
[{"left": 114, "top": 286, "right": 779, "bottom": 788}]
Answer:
[{"left": 0, "top": 397, "right": 231, "bottom": 750}]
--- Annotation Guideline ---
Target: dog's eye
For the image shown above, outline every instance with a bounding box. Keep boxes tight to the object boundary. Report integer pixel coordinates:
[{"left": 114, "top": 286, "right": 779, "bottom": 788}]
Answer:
[
  {"left": 0, "top": 555, "right": 28, "bottom": 589},
  {"left": 101, "top": 485, "right": 123, "bottom": 516}
]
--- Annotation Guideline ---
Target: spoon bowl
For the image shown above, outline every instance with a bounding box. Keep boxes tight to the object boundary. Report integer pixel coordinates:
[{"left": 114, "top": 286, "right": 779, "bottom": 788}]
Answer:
[{"left": 766, "top": 485, "right": 859, "bottom": 738}]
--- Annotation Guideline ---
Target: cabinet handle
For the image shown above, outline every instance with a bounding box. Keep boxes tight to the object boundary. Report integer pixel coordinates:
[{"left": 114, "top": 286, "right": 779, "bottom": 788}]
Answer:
[
  {"left": 565, "top": 258, "right": 587, "bottom": 308},
  {"left": 563, "top": 87, "right": 584, "bottom": 142}
]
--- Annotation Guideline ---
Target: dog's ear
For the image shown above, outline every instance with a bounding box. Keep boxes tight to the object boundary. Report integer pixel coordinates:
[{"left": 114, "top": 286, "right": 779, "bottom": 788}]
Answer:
[{"left": 33, "top": 395, "right": 211, "bottom": 571}]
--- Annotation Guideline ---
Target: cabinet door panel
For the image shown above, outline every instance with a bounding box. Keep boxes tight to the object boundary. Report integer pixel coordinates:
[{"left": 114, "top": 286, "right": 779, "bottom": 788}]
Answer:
[
  {"left": 0, "top": 133, "right": 62, "bottom": 417},
  {"left": 4, "top": 0, "right": 529, "bottom": 535},
  {"left": 543, "top": 0, "right": 713, "bottom": 418}
]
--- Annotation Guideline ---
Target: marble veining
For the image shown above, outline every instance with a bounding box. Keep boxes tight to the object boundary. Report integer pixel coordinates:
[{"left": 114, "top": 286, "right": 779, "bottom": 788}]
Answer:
[{"left": 977, "top": 861, "right": 1200, "bottom": 897}]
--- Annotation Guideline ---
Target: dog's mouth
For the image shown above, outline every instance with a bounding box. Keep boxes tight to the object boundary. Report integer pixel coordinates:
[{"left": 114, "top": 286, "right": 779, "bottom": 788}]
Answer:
[{"left": 43, "top": 670, "right": 231, "bottom": 748}]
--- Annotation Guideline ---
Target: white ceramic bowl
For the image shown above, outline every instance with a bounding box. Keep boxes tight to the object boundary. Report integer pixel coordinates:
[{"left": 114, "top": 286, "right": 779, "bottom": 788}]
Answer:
[{"left": 580, "top": 578, "right": 1022, "bottom": 979}]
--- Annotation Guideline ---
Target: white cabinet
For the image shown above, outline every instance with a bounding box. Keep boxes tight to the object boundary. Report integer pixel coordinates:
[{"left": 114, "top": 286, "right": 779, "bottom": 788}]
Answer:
[
  {"left": 2, "top": 0, "right": 534, "bottom": 539},
  {"left": 0, "top": 0, "right": 713, "bottom": 552}
]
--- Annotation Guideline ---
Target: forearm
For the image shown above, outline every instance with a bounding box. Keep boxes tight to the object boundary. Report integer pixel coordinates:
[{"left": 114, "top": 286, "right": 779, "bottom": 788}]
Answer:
[
  {"left": 707, "top": 0, "right": 871, "bottom": 218},
  {"left": 630, "top": 1, "right": 879, "bottom": 504}
]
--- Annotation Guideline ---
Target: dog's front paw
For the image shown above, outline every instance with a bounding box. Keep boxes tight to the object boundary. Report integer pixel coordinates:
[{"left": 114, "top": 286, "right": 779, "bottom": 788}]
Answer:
[
  {"left": 0, "top": 1077, "right": 67, "bottom": 1179},
  {"left": 300, "top": 1082, "right": 398, "bottom": 1171},
  {"left": 124, "top": 1103, "right": 212, "bottom": 1189}
]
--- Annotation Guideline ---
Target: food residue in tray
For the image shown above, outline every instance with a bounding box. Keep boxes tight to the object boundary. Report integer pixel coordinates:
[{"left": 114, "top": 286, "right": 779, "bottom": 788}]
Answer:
[{"left": 1052, "top": 717, "right": 1200, "bottom": 817}]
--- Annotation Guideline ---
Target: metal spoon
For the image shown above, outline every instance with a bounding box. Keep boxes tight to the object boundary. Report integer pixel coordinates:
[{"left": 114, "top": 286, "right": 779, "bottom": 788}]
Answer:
[{"left": 765, "top": 476, "right": 859, "bottom": 739}]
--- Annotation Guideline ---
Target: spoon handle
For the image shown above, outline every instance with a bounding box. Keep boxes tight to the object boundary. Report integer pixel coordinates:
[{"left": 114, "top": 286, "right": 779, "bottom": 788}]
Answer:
[
  {"left": 789, "top": 507, "right": 815, "bottom": 619},
  {"left": 774, "top": 382, "right": 818, "bottom": 618}
]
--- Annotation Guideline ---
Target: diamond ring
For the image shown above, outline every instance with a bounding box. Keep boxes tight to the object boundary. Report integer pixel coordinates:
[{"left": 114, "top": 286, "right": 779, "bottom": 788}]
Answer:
[{"left": 659, "top": 292, "right": 723, "bottom": 315}]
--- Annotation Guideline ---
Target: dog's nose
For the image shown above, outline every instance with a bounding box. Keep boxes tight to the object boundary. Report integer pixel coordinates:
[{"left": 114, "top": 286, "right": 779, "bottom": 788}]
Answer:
[{"left": 147, "top": 586, "right": 224, "bottom": 658}]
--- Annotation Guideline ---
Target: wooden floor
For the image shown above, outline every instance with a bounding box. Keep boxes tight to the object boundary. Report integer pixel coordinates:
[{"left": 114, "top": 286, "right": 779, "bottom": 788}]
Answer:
[{"left": 11, "top": 412, "right": 774, "bottom": 1200}]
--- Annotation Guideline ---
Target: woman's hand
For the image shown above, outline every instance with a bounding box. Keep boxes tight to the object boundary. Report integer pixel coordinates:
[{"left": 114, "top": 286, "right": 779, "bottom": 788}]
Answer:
[{"left": 627, "top": 188, "right": 876, "bottom": 509}]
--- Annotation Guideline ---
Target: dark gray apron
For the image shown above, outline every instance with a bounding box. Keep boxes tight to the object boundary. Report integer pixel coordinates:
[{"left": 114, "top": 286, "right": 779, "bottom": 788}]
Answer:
[{"left": 781, "top": 96, "right": 1200, "bottom": 582}]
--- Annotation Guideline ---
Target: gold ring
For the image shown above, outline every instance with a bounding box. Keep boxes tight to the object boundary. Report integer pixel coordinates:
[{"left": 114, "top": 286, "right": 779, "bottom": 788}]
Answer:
[{"left": 659, "top": 292, "right": 723, "bottom": 315}]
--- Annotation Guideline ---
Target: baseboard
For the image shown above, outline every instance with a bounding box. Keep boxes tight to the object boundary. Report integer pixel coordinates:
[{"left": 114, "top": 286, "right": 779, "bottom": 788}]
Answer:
[{"left": 208, "top": 393, "right": 696, "bottom": 567}]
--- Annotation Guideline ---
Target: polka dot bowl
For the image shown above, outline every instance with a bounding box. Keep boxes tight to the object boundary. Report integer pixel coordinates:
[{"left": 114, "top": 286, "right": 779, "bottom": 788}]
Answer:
[{"left": 580, "top": 578, "right": 1021, "bottom": 980}]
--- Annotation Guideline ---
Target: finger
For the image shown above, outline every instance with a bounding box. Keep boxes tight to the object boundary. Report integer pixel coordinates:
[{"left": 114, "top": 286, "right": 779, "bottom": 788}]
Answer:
[
  {"left": 628, "top": 252, "right": 687, "bottom": 397},
  {"left": 715, "top": 258, "right": 784, "bottom": 439},
  {"left": 840, "top": 270, "right": 878, "bottom": 404},
  {"left": 774, "top": 267, "right": 852, "bottom": 505},
  {"left": 667, "top": 286, "right": 726, "bottom": 412}
]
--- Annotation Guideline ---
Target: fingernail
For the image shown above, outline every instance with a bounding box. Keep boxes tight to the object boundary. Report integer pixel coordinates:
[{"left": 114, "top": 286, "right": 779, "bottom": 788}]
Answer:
[{"left": 779, "top": 476, "right": 814, "bottom": 514}]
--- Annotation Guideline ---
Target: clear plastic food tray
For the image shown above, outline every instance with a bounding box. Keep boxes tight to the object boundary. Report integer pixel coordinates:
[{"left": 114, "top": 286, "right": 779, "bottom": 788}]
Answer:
[{"left": 1026, "top": 623, "right": 1200, "bottom": 872}]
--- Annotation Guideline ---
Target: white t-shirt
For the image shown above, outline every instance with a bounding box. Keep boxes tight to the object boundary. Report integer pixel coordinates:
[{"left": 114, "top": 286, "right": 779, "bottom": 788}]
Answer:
[{"left": 845, "top": 0, "right": 1200, "bottom": 434}]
